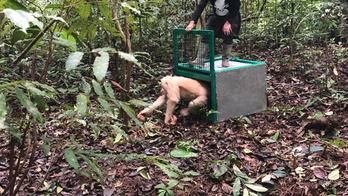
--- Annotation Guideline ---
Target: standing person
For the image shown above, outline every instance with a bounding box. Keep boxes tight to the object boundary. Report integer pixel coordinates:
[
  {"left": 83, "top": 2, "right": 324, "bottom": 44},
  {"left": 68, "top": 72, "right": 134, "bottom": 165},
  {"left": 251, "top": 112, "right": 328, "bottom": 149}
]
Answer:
[{"left": 185, "top": 0, "right": 241, "bottom": 67}]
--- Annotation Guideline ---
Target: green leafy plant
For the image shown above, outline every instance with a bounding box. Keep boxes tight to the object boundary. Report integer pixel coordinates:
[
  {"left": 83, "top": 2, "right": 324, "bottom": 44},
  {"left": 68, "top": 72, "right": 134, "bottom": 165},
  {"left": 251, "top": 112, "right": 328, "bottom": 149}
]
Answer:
[
  {"left": 152, "top": 156, "right": 200, "bottom": 192},
  {"left": 169, "top": 139, "right": 199, "bottom": 158},
  {"left": 155, "top": 179, "right": 178, "bottom": 196},
  {"left": 261, "top": 131, "right": 279, "bottom": 144},
  {"left": 64, "top": 137, "right": 107, "bottom": 184}
]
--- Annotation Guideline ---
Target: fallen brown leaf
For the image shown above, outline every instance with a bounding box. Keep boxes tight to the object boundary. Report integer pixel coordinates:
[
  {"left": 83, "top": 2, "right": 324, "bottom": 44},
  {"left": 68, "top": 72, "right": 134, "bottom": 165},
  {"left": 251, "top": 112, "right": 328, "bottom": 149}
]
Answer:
[
  {"left": 313, "top": 166, "right": 327, "bottom": 180},
  {"left": 221, "top": 182, "right": 233, "bottom": 194}
]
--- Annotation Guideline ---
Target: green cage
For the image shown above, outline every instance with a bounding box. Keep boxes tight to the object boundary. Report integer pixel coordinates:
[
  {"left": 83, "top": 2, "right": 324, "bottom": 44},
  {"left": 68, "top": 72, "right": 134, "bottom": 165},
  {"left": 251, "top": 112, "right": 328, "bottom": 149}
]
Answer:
[{"left": 173, "top": 28, "right": 267, "bottom": 122}]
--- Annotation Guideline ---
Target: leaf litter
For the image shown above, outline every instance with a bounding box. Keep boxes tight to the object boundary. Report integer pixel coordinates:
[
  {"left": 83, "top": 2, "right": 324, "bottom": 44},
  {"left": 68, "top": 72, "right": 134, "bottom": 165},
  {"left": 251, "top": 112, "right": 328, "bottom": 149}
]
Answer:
[{"left": 1, "top": 46, "right": 348, "bottom": 196}]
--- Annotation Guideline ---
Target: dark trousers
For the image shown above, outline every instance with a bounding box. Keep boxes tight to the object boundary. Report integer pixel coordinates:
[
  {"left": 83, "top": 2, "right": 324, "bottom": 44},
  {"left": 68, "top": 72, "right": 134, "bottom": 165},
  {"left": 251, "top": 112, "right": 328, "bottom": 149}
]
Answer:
[{"left": 202, "top": 12, "right": 241, "bottom": 45}]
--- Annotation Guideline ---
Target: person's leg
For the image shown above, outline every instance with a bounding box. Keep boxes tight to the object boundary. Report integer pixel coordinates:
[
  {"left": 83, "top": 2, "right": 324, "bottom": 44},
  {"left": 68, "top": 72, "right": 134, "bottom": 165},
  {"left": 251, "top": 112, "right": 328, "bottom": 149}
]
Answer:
[
  {"left": 221, "top": 12, "right": 241, "bottom": 67},
  {"left": 189, "top": 41, "right": 209, "bottom": 68},
  {"left": 189, "top": 14, "right": 218, "bottom": 68},
  {"left": 221, "top": 36, "right": 233, "bottom": 67}
]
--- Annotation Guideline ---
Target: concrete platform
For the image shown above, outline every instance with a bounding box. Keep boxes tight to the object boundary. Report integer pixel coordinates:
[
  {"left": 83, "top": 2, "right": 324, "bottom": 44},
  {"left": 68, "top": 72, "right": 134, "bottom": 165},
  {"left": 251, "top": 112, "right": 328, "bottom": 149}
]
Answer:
[{"left": 175, "top": 58, "right": 267, "bottom": 122}]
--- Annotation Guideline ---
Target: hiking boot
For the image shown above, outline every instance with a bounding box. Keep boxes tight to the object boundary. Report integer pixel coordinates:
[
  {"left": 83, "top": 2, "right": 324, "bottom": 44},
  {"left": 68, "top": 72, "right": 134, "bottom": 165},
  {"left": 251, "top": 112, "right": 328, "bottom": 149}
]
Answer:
[
  {"left": 222, "top": 43, "right": 232, "bottom": 67},
  {"left": 189, "top": 43, "right": 209, "bottom": 68}
]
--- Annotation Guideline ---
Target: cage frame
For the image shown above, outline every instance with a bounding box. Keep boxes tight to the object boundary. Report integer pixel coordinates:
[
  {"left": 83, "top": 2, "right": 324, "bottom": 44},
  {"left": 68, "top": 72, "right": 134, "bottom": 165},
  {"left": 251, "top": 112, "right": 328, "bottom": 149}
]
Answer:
[
  {"left": 173, "top": 28, "right": 217, "bottom": 121},
  {"left": 173, "top": 28, "right": 267, "bottom": 122}
]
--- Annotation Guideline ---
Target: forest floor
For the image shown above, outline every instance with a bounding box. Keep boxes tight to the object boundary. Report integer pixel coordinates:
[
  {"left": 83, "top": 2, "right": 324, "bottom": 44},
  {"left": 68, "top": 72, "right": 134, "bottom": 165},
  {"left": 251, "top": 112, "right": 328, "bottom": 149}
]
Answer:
[{"left": 2, "top": 45, "right": 348, "bottom": 196}]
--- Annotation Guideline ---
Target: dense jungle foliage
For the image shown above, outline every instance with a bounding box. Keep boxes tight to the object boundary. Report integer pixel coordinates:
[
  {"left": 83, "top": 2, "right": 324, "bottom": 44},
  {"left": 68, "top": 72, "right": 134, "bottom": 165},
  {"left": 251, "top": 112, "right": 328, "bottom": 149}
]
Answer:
[{"left": 1, "top": 0, "right": 348, "bottom": 195}]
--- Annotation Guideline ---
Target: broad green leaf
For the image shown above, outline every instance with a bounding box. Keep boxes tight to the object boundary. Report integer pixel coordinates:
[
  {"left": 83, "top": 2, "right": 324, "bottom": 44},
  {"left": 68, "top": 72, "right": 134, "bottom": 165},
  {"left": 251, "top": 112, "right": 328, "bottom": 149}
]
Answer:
[
  {"left": 92, "top": 80, "right": 103, "bottom": 96},
  {"left": 118, "top": 101, "right": 142, "bottom": 126},
  {"left": 337, "top": 139, "right": 346, "bottom": 147},
  {"left": 53, "top": 36, "right": 77, "bottom": 51},
  {"left": 15, "top": 86, "right": 42, "bottom": 122},
  {"left": 165, "top": 170, "right": 180, "bottom": 178},
  {"left": 32, "top": 82, "right": 57, "bottom": 94},
  {"left": 98, "top": 2, "right": 112, "bottom": 21},
  {"left": 79, "top": 154, "right": 104, "bottom": 184},
  {"left": 328, "top": 169, "right": 339, "bottom": 180},
  {"left": 167, "top": 189, "right": 174, "bottom": 196},
  {"left": 224, "top": 154, "right": 237, "bottom": 163},
  {"left": 155, "top": 183, "right": 166, "bottom": 189},
  {"left": 11, "top": 29, "right": 28, "bottom": 44},
  {"left": 42, "top": 144, "right": 50, "bottom": 155},
  {"left": 41, "top": 136, "right": 51, "bottom": 143},
  {"left": 91, "top": 124, "right": 100, "bottom": 140},
  {"left": 234, "top": 170, "right": 254, "bottom": 183},
  {"left": 242, "top": 116, "right": 252, "bottom": 124},
  {"left": 261, "top": 183, "right": 277, "bottom": 191},
  {"left": 3, "top": 0, "right": 29, "bottom": 11},
  {"left": 0, "top": 93, "right": 7, "bottom": 117},
  {"left": 33, "top": 95, "right": 47, "bottom": 110},
  {"left": 126, "top": 15, "right": 134, "bottom": 25},
  {"left": 177, "top": 183, "right": 184, "bottom": 189},
  {"left": 64, "top": 149, "right": 78, "bottom": 170},
  {"left": 137, "top": 167, "right": 146, "bottom": 172},
  {"left": 244, "top": 148, "right": 252, "bottom": 154},
  {"left": 167, "top": 179, "right": 179, "bottom": 189},
  {"left": 120, "top": 2, "right": 140, "bottom": 15},
  {"left": 309, "top": 146, "right": 324, "bottom": 152},
  {"left": 249, "top": 192, "right": 259, "bottom": 196},
  {"left": 273, "top": 132, "right": 279, "bottom": 141},
  {"left": 118, "top": 51, "right": 140, "bottom": 65},
  {"left": 76, "top": 94, "right": 87, "bottom": 115},
  {"left": 183, "top": 171, "right": 200, "bottom": 176},
  {"left": 67, "top": 18, "right": 85, "bottom": 35},
  {"left": 104, "top": 82, "right": 115, "bottom": 99},
  {"left": 233, "top": 177, "right": 241, "bottom": 196},
  {"left": 57, "top": 186, "right": 63, "bottom": 193},
  {"left": 261, "top": 174, "right": 271, "bottom": 182},
  {"left": 4, "top": 123, "right": 22, "bottom": 142},
  {"left": 75, "top": 119, "right": 86, "bottom": 126},
  {"left": 98, "top": 21, "right": 123, "bottom": 38},
  {"left": 87, "top": 24, "right": 97, "bottom": 41},
  {"left": 140, "top": 171, "right": 151, "bottom": 179},
  {"left": 313, "top": 112, "right": 324, "bottom": 120},
  {"left": 114, "top": 133, "right": 123, "bottom": 143},
  {"left": 170, "top": 149, "right": 198, "bottom": 158},
  {"left": 77, "top": 3, "right": 91, "bottom": 19},
  {"left": 111, "top": 124, "right": 129, "bottom": 139},
  {"left": 128, "top": 99, "right": 151, "bottom": 107},
  {"left": 181, "top": 177, "right": 193, "bottom": 182},
  {"left": 28, "top": 85, "right": 45, "bottom": 96},
  {"left": 74, "top": 168, "right": 91, "bottom": 178},
  {"left": 45, "top": 4, "right": 62, "bottom": 10},
  {"left": 245, "top": 184, "right": 268, "bottom": 192},
  {"left": 25, "top": 82, "right": 45, "bottom": 96},
  {"left": 242, "top": 188, "right": 249, "bottom": 196},
  {"left": 78, "top": 23, "right": 88, "bottom": 40},
  {"left": 81, "top": 78, "right": 91, "bottom": 95},
  {"left": 66, "top": 52, "right": 84, "bottom": 71},
  {"left": 158, "top": 192, "right": 165, "bottom": 196},
  {"left": 325, "top": 111, "right": 333, "bottom": 116},
  {"left": 0, "top": 118, "right": 5, "bottom": 129},
  {"left": 93, "top": 52, "right": 109, "bottom": 82},
  {"left": 98, "top": 97, "right": 111, "bottom": 112},
  {"left": 3, "top": 9, "right": 42, "bottom": 33},
  {"left": 272, "top": 169, "right": 286, "bottom": 178},
  {"left": 213, "top": 164, "right": 228, "bottom": 177},
  {"left": 1, "top": 22, "right": 13, "bottom": 38}
]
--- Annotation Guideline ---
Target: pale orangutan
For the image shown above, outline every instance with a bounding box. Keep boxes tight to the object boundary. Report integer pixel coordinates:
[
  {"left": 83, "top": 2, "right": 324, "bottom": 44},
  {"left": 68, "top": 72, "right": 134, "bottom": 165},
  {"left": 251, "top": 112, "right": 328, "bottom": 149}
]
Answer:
[{"left": 137, "top": 76, "right": 210, "bottom": 124}]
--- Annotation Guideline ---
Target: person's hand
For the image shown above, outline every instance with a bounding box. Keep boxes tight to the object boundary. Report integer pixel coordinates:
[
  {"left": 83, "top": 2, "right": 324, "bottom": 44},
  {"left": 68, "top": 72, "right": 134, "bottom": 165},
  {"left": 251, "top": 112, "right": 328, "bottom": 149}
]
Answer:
[
  {"left": 223, "top": 21, "right": 232, "bottom": 35},
  {"left": 185, "top": 21, "right": 195, "bottom": 32}
]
